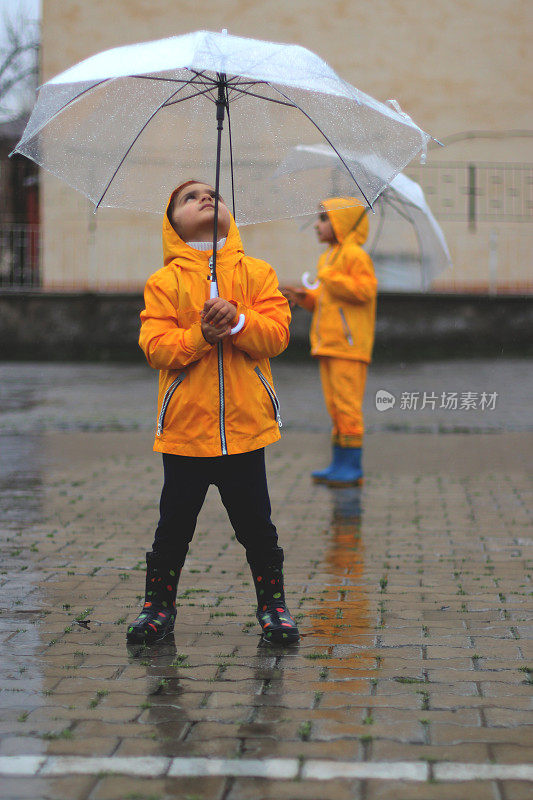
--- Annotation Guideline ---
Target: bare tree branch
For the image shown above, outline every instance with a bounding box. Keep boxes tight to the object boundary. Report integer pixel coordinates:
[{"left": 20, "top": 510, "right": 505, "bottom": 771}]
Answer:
[{"left": 0, "top": 5, "right": 39, "bottom": 117}]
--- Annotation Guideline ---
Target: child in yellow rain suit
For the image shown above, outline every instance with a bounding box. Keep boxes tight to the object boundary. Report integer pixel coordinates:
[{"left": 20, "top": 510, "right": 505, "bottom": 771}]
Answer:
[
  {"left": 282, "top": 198, "right": 377, "bottom": 486},
  {"left": 127, "top": 180, "right": 299, "bottom": 646}
]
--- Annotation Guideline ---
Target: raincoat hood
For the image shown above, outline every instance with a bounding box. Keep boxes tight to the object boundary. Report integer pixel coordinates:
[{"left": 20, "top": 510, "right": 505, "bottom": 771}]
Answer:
[
  {"left": 322, "top": 197, "right": 368, "bottom": 246},
  {"left": 163, "top": 183, "right": 244, "bottom": 269}
]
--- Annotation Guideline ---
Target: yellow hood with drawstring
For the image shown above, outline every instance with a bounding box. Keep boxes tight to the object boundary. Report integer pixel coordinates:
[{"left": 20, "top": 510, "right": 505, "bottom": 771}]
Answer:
[
  {"left": 301, "top": 198, "right": 377, "bottom": 362},
  {"left": 139, "top": 189, "right": 291, "bottom": 457}
]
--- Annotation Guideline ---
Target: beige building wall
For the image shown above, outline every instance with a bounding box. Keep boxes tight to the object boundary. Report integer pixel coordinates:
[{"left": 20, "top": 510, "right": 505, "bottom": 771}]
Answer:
[{"left": 41, "top": 0, "right": 532, "bottom": 291}]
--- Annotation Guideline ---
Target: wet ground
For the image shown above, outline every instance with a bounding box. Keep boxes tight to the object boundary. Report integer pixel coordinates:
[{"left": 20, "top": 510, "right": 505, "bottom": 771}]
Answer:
[{"left": 0, "top": 359, "right": 532, "bottom": 800}]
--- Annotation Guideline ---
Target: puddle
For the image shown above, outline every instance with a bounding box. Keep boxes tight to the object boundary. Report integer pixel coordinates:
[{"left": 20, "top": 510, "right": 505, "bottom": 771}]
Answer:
[
  {"left": 304, "top": 487, "right": 374, "bottom": 686},
  {"left": 0, "top": 432, "right": 46, "bottom": 757}
]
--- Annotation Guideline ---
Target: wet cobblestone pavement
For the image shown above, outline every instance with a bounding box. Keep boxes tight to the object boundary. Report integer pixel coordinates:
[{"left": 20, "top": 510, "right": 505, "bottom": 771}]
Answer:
[{"left": 0, "top": 360, "right": 532, "bottom": 799}]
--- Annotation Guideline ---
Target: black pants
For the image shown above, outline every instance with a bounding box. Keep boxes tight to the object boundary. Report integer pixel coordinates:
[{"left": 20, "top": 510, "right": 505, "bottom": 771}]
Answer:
[{"left": 151, "top": 448, "right": 283, "bottom": 569}]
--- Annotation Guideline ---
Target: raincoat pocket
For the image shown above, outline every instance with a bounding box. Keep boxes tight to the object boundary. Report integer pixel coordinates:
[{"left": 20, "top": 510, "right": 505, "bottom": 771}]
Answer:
[
  {"left": 157, "top": 371, "right": 187, "bottom": 436},
  {"left": 338, "top": 307, "right": 354, "bottom": 346},
  {"left": 254, "top": 366, "right": 282, "bottom": 428}
]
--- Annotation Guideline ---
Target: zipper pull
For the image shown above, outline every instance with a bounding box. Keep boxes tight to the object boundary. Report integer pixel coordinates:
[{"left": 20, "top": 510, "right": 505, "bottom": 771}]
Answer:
[
  {"left": 277, "top": 413, "right": 283, "bottom": 428},
  {"left": 156, "top": 423, "right": 162, "bottom": 436}
]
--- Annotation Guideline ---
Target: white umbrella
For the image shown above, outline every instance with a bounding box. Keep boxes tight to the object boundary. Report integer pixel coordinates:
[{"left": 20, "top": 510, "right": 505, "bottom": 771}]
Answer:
[
  {"left": 13, "top": 29, "right": 431, "bottom": 227},
  {"left": 279, "top": 143, "right": 451, "bottom": 291}
]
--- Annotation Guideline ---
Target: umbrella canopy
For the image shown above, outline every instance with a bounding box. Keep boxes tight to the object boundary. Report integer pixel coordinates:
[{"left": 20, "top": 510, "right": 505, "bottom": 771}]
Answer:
[
  {"left": 279, "top": 143, "right": 451, "bottom": 291},
  {"left": 13, "top": 29, "right": 432, "bottom": 226}
]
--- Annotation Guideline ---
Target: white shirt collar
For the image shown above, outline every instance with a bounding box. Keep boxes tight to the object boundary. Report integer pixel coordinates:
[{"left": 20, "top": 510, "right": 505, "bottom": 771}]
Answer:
[{"left": 187, "top": 237, "right": 227, "bottom": 252}]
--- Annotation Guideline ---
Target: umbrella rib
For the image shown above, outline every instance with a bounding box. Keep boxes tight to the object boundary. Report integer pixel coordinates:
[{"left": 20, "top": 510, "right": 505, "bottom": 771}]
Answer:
[
  {"left": 266, "top": 82, "right": 373, "bottom": 209},
  {"left": 227, "top": 78, "right": 267, "bottom": 87},
  {"left": 226, "top": 85, "right": 296, "bottom": 108},
  {"left": 132, "top": 69, "right": 217, "bottom": 86},
  {"left": 94, "top": 83, "right": 189, "bottom": 211},
  {"left": 131, "top": 74, "right": 216, "bottom": 87},
  {"left": 162, "top": 86, "right": 219, "bottom": 107},
  {"left": 187, "top": 68, "right": 217, "bottom": 84}
]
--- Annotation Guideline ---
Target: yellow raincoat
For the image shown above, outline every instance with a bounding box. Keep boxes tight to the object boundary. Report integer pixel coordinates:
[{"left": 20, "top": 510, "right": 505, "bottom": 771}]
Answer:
[
  {"left": 139, "top": 195, "right": 290, "bottom": 457},
  {"left": 300, "top": 199, "right": 377, "bottom": 448},
  {"left": 301, "top": 198, "right": 377, "bottom": 363}
]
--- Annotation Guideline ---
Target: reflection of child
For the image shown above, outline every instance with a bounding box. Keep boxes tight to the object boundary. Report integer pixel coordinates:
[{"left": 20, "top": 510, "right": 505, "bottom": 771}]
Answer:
[
  {"left": 282, "top": 198, "right": 377, "bottom": 486},
  {"left": 127, "top": 180, "right": 299, "bottom": 646}
]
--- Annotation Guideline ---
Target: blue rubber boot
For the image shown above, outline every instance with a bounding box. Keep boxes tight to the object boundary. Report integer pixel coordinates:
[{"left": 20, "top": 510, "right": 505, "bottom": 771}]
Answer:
[
  {"left": 325, "top": 447, "right": 363, "bottom": 487},
  {"left": 311, "top": 445, "right": 343, "bottom": 484}
]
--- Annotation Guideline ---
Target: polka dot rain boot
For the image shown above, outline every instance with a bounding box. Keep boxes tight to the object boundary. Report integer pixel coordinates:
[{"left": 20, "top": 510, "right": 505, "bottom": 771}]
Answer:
[
  {"left": 250, "top": 563, "right": 299, "bottom": 645},
  {"left": 126, "top": 552, "right": 180, "bottom": 644}
]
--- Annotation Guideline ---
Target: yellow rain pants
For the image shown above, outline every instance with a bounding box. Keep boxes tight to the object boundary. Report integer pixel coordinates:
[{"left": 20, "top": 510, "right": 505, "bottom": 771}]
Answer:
[{"left": 319, "top": 356, "right": 367, "bottom": 448}]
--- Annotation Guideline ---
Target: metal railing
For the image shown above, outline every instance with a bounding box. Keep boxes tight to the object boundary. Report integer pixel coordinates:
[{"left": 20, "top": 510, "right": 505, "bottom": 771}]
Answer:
[
  {"left": 405, "top": 162, "right": 533, "bottom": 225},
  {"left": 0, "top": 224, "right": 40, "bottom": 289}
]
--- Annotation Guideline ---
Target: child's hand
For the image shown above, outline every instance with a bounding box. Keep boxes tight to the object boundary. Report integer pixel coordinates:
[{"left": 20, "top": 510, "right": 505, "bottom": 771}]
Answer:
[
  {"left": 280, "top": 285, "right": 307, "bottom": 307},
  {"left": 201, "top": 298, "right": 237, "bottom": 328},
  {"left": 201, "top": 319, "right": 232, "bottom": 344}
]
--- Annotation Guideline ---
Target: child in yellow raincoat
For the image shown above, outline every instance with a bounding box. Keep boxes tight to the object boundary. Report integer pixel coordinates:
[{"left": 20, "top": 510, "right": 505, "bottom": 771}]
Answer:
[
  {"left": 282, "top": 198, "right": 377, "bottom": 486},
  {"left": 127, "top": 180, "right": 299, "bottom": 646}
]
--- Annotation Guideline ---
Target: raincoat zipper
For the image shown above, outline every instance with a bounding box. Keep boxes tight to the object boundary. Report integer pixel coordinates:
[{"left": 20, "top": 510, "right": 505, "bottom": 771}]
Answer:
[
  {"left": 210, "top": 256, "right": 228, "bottom": 455},
  {"left": 254, "top": 366, "right": 282, "bottom": 428},
  {"left": 338, "top": 307, "right": 354, "bottom": 345},
  {"left": 218, "top": 341, "right": 227, "bottom": 453},
  {"left": 156, "top": 371, "right": 187, "bottom": 436}
]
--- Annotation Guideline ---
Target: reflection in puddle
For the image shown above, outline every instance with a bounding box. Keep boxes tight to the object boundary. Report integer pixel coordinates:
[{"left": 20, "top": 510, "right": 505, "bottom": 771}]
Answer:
[
  {"left": 233, "top": 642, "right": 292, "bottom": 748},
  {"left": 127, "top": 636, "right": 297, "bottom": 759},
  {"left": 127, "top": 638, "right": 192, "bottom": 756},
  {"left": 305, "top": 487, "right": 374, "bottom": 686},
  {"left": 0, "top": 375, "right": 40, "bottom": 415},
  {"left": 0, "top": 434, "right": 43, "bottom": 529}
]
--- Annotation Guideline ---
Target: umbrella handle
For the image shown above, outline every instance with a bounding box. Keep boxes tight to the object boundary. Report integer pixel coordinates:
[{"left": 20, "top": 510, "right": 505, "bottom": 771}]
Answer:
[
  {"left": 302, "top": 271, "right": 320, "bottom": 290},
  {"left": 230, "top": 314, "right": 245, "bottom": 335},
  {"left": 209, "top": 278, "right": 245, "bottom": 335}
]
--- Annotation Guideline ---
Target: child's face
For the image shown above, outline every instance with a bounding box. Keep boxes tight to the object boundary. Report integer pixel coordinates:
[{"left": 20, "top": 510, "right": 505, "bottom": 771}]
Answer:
[
  {"left": 170, "top": 182, "right": 231, "bottom": 242},
  {"left": 314, "top": 210, "right": 336, "bottom": 244}
]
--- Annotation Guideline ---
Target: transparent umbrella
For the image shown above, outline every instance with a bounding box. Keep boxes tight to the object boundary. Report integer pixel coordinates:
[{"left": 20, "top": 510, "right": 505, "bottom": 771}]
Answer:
[
  {"left": 279, "top": 143, "right": 451, "bottom": 291},
  {"left": 13, "top": 29, "right": 433, "bottom": 219}
]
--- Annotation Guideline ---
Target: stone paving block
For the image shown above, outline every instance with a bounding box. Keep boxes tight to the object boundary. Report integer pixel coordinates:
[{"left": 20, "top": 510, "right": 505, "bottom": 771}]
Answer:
[
  {"left": 490, "top": 743, "right": 533, "bottom": 764},
  {"left": 227, "top": 777, "right": 362, "bottom": 800},
  {"left": 44, "top": 776, "right": 97, "bottom": 800},
  {"left": 91, "top": 775, "right": 227, "bottom": 799},
  {"left": 312, "top": 718, "right": 424, "bottom": 742},
  {"left": 0, "top": 737, "right": 48, "bottom": 756},
  {"left": 242, "top": 739, "right": 360, "bottom": 759},
  {"left": 0, "top": 777, "right": 59, "bottom": 800},
  {"left": 370, "top": 740, "right": 492, "bottom": 763},
  {"left": 363, "top": 780, "right": 502, "bottom": 800},
  {"left": 43, "top": 736, "right": 120, "bottom": 756},
  {"left": 425, "top": 694, "right": 530, "bottom": 711},
  {"left": 430, "top": 724, "right": 533, "bottom": 747},
  {"left": 499, "top": 781, "right": 533, "bottom": 800},
  {"left": 318, "top": 693, "right": 421, "bottom": 710},
  {"left": 479, "top": 682, "right": 533, "bottom": 697},
  {"left": 484, "top": 709, "right": 533, "bottom": 727}
]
